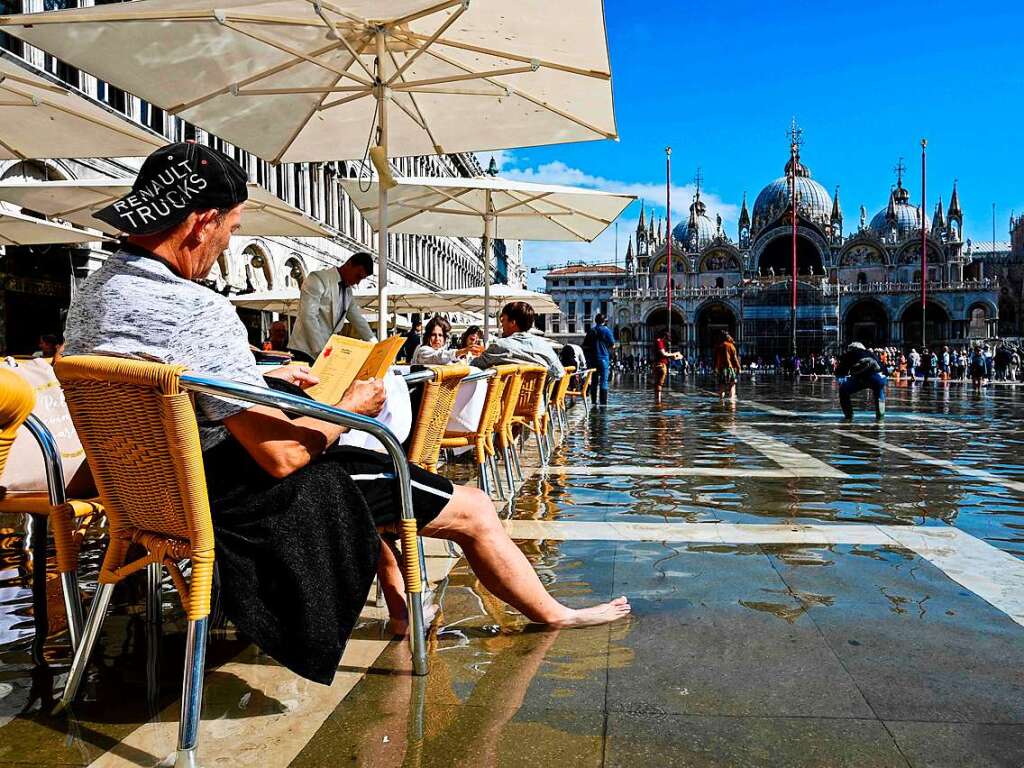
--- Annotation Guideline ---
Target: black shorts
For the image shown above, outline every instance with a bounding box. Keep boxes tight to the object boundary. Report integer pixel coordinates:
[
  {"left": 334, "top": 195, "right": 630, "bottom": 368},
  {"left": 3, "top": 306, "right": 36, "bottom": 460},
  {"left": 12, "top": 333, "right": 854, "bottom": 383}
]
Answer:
[
  {"left": 204, "top": 438, "right": 454, "bottom": 530},
  {"left": 323, "top": 445, "right": 455, "bottom": 528}
]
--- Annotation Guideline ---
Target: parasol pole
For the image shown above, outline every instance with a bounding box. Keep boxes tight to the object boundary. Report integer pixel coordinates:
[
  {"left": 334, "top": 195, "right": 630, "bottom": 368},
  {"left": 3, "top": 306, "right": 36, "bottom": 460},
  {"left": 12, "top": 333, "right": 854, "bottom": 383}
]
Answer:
[
  {"left": 483, "top": 189, "right": 494, "bottom": 341},
  {"left": 790, "top": 138, "right": 798, "bottom": 360},
  {"left": 375, "top": 26, "right": 390, "bottom": 341}
]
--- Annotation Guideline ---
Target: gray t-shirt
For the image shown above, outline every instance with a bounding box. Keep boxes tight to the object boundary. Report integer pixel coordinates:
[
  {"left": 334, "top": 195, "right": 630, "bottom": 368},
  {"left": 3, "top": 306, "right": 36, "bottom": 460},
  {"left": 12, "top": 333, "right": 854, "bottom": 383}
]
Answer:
[{"left": 63, "top": 246, "right": 267, "bottom": 448}]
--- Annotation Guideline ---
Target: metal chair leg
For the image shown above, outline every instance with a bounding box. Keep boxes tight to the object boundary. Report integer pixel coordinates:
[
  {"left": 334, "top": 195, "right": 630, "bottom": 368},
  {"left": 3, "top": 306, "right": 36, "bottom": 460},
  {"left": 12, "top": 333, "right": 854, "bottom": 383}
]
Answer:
[
  {"left": 489, "top": 454, "right": 506, "bottom": 500},
  {"left": 175, "top": 616, "right": 209, "bottom": 768},
  {"left": 535, "top": 428, "right": 548, "bottom": 465},
  {"left": 478, "top": 460, "right": 492, "bottom": 495},
  {"left": 60, "top": 571, "right": 84, "bottom": 651},
  {"left": 54, "top": 582, "right": 116, "bottom": 714},
  {"left": 503, "top": 446, "right": 518, "bottom": 493},
  {"left": 28, "top": 513, "right": 48, "bottom": 666},
  {"left": 403, "top": 533, "right": 429, "bottom": 677},
  {"left": 146, "top": 562, "right": 163, "bottom": 715},
  {"left": 510, "top": 441, "right": 525, "bottom": 482}
]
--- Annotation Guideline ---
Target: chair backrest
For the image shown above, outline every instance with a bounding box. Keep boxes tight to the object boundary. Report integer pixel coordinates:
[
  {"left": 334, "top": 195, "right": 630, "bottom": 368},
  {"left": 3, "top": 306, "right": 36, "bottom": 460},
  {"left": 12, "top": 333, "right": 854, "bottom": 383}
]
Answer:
[
  {"left": 407, "top": 364, "right": 472, "bottom": 471},
  {"left": 495, "top": 366, "right": 524, "bottom": 440},
  {"left": 0, "top": 369, "right": 35, "bottom": 478},
  {"left": 513, "top": 365, "right": 548, "bottom": 422},
  {"left": 54, "top": 356, "right": 213, "bottom": 603},
  {"left": 553, "top": 366, "right": 575, "bottom": 407},
  {"left": 474, "top": 364, "right": 517, "bottom": 443}
]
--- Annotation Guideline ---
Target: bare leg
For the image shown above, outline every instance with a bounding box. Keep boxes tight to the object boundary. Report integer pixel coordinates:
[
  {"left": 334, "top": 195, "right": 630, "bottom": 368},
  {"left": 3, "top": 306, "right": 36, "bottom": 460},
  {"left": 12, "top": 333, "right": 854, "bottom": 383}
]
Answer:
[
  {"left": 377, "top": 538, "right": 409, "bottom": 627},
  {"left": 420, "top": 486, "right": 630, "bottom": 628}
]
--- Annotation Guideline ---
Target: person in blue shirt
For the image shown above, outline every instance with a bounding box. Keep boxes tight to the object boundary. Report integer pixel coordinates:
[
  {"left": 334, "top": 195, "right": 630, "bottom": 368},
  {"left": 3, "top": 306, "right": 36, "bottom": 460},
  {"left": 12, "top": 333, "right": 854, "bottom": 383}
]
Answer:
[{"left": 582, "top": 313, "right": 615, "bottom": 406}]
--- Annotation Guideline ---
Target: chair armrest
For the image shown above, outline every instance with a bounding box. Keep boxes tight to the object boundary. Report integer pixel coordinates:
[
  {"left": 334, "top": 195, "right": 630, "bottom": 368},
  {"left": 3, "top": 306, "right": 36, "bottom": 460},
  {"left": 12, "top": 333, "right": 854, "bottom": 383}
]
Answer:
[
  {"left": 402, "top": 366, "right": 495, "bottom": 388},
  {"left": 23, "top": 414, "right": 67, "bottom": 507},
  {"left": 179, "top": 374, "right": 416, "bottom": 523}
]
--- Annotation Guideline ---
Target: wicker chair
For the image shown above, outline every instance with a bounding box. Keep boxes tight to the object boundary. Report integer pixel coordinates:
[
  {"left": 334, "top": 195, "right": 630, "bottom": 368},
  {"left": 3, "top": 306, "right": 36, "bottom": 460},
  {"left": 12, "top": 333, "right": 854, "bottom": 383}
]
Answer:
[
  {"left": 406, "top": 365, "right": 472, "bottom": 473},
  {"left": 549, "top": 367, "right": 576, "bottom": 439},
  {"left": 566, "top": 368, "right": 596, "bottom": 414},
  {"left": 0, "top": 368, "right": 99, "bottom": 660},
  {"left": 440, "top": 365, "right": 516, "bottom": 499},
  {"left": 492, "top": 366, "right": 525, "bottom": 494},
  {"left": 509, "top": 365, "right": 550, "bottom": 467},
  {"left": 54, "top": 355, "right": 430, "bottom": 767}
]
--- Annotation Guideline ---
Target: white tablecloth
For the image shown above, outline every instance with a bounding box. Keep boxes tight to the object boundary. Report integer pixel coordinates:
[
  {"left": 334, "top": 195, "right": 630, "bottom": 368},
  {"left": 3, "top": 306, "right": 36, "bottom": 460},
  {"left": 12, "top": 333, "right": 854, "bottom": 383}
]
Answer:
[
  {"left": 446, "top": 377, "right": 489, "bottom": 434},
  {"left": 337, "top": 369, "right": 412, "bottom": 452}
]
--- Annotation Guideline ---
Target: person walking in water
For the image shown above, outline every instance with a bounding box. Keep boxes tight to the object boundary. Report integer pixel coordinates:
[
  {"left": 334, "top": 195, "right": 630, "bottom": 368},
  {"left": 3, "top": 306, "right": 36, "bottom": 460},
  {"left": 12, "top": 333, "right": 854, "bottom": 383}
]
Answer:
[
  {"left": 652, "top": 329, "right": 681, "bottom": 404},
  {"left": 835, "top": 341, "right": 888, "bottom": 420},
  {"left": 714, "top": 331, "right": 741, "bottom": 402},
  {"left": 582, "top": 312, "right": 615, "bottom": 407}
]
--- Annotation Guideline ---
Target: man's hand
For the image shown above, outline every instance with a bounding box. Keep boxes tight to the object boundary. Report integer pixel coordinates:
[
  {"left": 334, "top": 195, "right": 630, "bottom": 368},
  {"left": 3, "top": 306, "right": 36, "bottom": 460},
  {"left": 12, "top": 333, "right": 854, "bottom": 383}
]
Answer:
[
  {"left": 339, "top": 377, "right": 386, "bottom": 417},
  {"left": 264, "top": 365, "right": 320, "bottom": 390}
]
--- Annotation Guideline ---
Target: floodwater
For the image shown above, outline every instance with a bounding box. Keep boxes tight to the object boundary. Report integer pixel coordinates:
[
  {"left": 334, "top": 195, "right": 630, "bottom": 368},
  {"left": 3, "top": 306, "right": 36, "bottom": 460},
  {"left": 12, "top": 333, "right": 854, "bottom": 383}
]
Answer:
[{"left": 1, "top": 374, "right": 1023, "bottom": 766}]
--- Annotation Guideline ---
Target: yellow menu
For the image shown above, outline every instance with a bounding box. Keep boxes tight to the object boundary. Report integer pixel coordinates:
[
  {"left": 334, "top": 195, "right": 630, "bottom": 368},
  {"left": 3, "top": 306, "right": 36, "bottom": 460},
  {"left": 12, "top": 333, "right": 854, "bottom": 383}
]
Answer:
[{"left": 306, "top": 335, "right": 404, "bottom": 404}]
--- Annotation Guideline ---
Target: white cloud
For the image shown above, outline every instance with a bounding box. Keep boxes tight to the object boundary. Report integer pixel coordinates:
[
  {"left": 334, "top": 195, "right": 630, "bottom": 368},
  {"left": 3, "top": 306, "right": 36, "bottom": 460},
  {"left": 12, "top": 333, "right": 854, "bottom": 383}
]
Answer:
[
  {"left": 522, "top": 217, "right": 637, "bottom": 289},
  {"left": 500, "top": 160, "right": 740, "bottom": 227},
  {"left": 473, "top": 149, "right": 516, "bottom": 173}
]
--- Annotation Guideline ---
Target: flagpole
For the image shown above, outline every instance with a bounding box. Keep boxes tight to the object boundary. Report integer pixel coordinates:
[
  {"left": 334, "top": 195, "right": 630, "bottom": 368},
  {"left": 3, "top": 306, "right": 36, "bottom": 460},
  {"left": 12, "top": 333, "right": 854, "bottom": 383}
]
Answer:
[
  {"left": 790, "top": 138, "right": 798, "bottom": 360},
  {"left": 666, "top": 146, "right": 672, "bottom": 349},
  {"left": 921, "top": 138, "right": 927, "bottom": 350}
]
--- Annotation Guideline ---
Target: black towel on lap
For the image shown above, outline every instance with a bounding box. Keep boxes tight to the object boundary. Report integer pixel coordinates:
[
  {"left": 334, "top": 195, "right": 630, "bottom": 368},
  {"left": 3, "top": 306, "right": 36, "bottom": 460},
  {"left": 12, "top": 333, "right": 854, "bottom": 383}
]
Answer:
[{"left": 202, "top": 435, "right": 380, "bottom": 685}]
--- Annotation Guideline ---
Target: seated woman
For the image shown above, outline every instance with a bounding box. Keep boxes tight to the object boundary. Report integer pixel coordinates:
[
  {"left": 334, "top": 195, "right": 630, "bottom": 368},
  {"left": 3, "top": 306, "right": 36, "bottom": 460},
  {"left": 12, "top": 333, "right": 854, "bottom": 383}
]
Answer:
[
  {"left": 457, "top": 324, "right": 483, "bottom": 354},
  {"left": 412, "top": 316, "right": 482, "bottom": 365}
]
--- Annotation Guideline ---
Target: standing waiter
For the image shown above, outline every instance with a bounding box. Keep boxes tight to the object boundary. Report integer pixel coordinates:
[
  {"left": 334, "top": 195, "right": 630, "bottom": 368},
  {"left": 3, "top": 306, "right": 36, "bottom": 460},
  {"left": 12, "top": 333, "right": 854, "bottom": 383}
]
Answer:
[{"left": 288, "top": 252, "right": 376, "bottom": 363}]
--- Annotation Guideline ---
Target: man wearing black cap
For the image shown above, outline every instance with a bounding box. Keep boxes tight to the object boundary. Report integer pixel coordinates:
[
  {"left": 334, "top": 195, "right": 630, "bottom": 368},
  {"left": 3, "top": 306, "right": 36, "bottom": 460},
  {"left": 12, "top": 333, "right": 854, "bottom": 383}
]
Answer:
[{"left": 63, "top": 143, "right": 630, "bottom": 684}]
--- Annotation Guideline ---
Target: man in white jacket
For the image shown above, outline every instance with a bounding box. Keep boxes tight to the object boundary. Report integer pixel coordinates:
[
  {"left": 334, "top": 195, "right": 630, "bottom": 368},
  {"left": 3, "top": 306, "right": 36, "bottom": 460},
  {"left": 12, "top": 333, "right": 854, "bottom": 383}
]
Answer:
[{"left": 288, "top": 252, "right": 376, "bottom": 362}]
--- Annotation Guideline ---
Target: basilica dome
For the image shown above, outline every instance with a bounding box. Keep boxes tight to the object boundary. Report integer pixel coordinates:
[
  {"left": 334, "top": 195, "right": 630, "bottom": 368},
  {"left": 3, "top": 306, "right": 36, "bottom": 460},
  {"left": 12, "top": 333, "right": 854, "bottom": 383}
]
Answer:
[
  {"left": 751, "top": 156, "right": 833, "bottom": 234},
  {"left": 869, "top": 182, "right": 923, "bottom": 239},
  {"left": 671, "top": 193, "right": 718, "bottom": 252}
]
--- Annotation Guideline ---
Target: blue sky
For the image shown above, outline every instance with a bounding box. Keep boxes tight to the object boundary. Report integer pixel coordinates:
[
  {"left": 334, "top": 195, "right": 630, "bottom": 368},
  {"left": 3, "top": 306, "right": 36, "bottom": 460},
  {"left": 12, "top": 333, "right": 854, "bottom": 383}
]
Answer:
[{"left": 493, "top": 0, "right": 1024, "bottom": 287}]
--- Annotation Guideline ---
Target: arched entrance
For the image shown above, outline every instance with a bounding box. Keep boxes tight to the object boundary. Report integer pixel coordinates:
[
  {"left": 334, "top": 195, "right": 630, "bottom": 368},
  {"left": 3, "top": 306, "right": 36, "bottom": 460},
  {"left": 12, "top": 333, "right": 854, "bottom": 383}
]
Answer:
[
  {"left": 695, "top": 302, "right": 737, "bottom": 360},
  {"left": 844, "top": 300, "right": 889, "bottom": 346},
  {"left": 901, "top": 300, "right": 950, "bottom": 347},
  {"left": 644, "top": 306, "right": 685, "bottom": 354},
  {"left": 758, "top": 233, "right": 824, "bottom": 276}
]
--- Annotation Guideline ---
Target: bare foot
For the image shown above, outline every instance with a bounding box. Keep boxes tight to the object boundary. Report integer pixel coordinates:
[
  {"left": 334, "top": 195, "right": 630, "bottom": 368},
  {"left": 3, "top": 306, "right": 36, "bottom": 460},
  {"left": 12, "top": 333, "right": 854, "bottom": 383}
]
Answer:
[
  {"left": 387, "top": 599, "right": 439, "bottom": 637},
  {"left": 547, "top": 596, "right": 631, "bottom": 628}
]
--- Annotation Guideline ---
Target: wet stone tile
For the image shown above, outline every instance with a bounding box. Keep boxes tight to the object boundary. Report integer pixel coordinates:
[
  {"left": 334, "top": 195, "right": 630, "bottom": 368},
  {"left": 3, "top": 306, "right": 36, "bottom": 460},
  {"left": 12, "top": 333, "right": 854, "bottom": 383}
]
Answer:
[
  {"left": 885, "top": 721, "right": 1024, "bottom": 768},
  {"left": 605, "top": 596, "right": 873, "bottom": 719},
  {"left": 764, "top": 545, "right": 1024, "bottom": 723},
  {"left": 605, "top": 712, "right": 909, "bottom": 768}
]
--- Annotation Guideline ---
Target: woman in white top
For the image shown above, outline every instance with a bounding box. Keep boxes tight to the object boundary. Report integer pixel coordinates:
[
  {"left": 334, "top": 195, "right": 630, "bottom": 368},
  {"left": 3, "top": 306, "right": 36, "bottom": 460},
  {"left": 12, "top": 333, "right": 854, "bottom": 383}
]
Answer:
[{"left": 411, "top": 316, "right": 483, "bottom": 365}]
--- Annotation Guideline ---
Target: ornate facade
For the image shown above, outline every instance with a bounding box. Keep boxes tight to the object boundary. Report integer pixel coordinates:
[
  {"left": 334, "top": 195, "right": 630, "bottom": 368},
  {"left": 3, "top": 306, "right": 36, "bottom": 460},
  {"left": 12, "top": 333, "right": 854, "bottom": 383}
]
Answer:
[{"left": 614, "top": 141, "right": 999, "bottom": 361}]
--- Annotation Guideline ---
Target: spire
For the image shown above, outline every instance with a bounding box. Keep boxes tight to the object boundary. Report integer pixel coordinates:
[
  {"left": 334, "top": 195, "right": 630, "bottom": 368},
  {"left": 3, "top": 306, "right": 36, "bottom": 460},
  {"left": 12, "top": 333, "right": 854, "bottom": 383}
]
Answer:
[
  {"left": 636, "top": 202, "right": 646, "bottom": 233},
  {"left": 738, "top": 191, "right": 750, "bottom": 228},
  {"left": 656, "top": 217, "right": 662, "bottom": 243},
  {"left": 892, "top": 158, "right": 910, "bottom": 204},
  {"left": 831, "top": 185, "right": 843, "bottom": 223},
  {"left": 932, "top": 197, "right": 946, "bottom": 230},
  {"left": 885, "top": 188, "right": 897, "bottom": 223},
  {"left": 948, "top": 179, "right": 962, "bottom": 217},
  {"left": 625, "top": 237, "right": 634, "bottom": 260}
]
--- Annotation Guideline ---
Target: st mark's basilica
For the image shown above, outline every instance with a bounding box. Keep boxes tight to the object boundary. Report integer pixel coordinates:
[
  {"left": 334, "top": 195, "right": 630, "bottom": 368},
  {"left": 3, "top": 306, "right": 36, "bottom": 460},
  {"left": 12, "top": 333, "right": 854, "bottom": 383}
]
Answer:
[{"left": 613, "top": 136, "right": 1000, "bottom": 362}]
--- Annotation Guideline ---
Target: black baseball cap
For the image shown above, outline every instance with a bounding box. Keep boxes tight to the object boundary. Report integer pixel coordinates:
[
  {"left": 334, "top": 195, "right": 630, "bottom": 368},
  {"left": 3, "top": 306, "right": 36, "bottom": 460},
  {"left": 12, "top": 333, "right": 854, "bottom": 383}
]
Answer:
[{"left": 94, "top": 141, "right": 249, "bottom": 236}]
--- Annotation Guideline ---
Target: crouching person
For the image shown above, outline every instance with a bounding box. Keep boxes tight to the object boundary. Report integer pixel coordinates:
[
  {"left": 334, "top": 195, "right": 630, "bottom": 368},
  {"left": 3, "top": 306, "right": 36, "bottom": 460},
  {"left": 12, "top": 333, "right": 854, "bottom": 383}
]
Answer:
[
  {"left": 835, "top": 341, "right": 888, "bottom": 420},
  {"left": 63, "top": 143, "right": 629, "bottom": 685}
]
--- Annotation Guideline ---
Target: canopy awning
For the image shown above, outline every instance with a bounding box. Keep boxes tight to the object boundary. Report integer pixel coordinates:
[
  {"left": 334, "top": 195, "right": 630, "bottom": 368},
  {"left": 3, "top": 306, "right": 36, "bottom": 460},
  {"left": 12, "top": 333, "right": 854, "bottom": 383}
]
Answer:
[
  {"left": 0, "top": 179, "right": 335, "bottom": 238},
  {"left": 0, "top": 49, "right": 165, "bottom": 160},
  {"left": 0, "top": 206, "right": 110, "bottom": 246}
]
